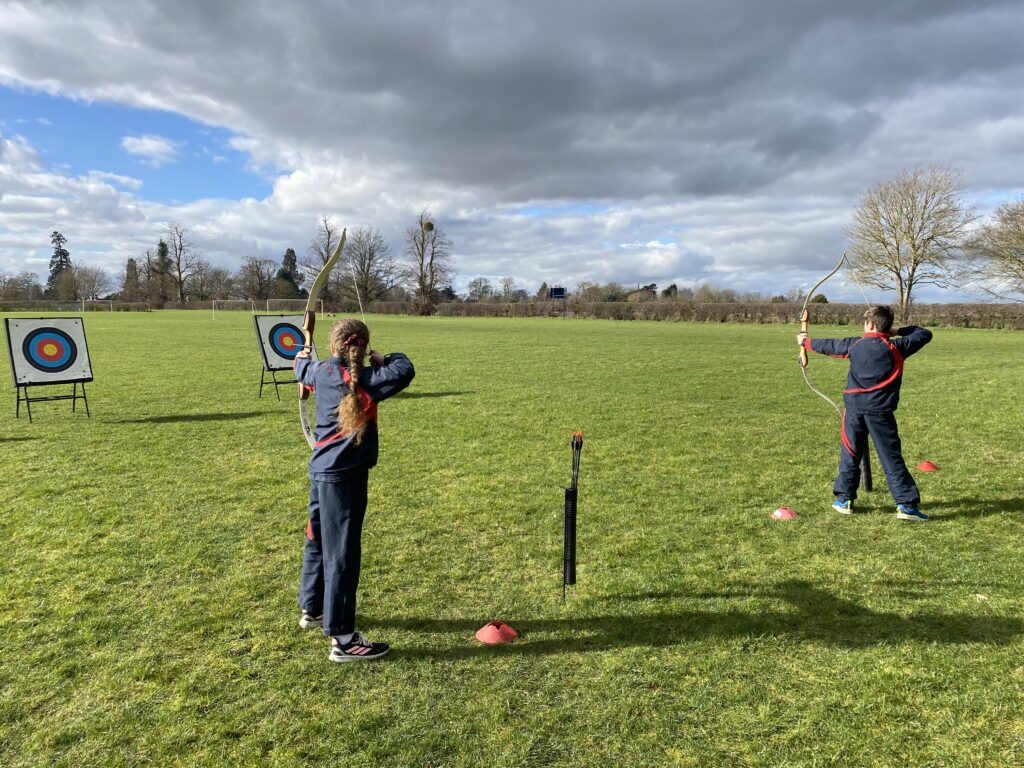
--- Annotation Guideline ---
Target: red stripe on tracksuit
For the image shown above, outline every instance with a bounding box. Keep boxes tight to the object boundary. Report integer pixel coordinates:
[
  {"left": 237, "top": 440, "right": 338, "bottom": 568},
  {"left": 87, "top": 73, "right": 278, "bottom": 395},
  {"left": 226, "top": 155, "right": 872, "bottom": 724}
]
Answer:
[
  {"left": 844, "top": 335, "right": 904, "bottom": 394},
  {"left": 840, "top": 409, "right": 858, "bottom": 458}
]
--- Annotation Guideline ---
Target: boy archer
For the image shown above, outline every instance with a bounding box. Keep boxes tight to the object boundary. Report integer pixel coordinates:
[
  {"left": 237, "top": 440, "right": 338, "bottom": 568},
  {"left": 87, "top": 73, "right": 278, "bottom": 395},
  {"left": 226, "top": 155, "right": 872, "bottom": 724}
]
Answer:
[{"left": 797, "top": 306, "right": 932, "bottom": 521}]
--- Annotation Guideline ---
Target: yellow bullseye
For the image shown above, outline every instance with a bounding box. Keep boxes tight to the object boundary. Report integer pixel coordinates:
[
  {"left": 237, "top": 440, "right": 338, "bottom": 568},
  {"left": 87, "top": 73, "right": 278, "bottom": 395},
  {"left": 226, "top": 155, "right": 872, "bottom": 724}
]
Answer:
[{"left": 43, "top": 343, "right": 59, "bottom": 357}]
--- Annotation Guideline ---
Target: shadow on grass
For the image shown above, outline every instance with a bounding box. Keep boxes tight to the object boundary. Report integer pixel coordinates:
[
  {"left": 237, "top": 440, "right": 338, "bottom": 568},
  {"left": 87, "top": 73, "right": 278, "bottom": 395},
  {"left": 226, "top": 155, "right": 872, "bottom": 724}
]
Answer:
[
  {"left": 0, "top": 436, "right": 35, "bottom": 443},
  {"left": 924, "top": 497, "right": 1024, "bottom": 522},
  {"left": 371, "top": 580, "right": 1023, "bottom": 660},
  {"left": 111, "top": 411, "right": 266, "bottom": 424},
  {"left": 394, "top": 391, "right": 472, "bottom": 399}
]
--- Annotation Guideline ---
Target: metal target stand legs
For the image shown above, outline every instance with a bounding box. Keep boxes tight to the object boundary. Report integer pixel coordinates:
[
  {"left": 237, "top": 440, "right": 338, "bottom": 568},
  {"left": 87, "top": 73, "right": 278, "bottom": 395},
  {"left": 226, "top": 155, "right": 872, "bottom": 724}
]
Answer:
[
  {"left": 15, "top": 382, "right": 90, "bottom": 423},
  {"left": 258, "top": 369, "right": 298, "bottom": 400}
]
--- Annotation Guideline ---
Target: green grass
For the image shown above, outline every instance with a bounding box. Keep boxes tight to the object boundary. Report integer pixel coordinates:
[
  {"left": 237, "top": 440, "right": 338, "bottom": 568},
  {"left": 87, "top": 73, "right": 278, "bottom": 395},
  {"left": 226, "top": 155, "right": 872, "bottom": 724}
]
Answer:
[{"left": 1, "top": 311, "right": 1022, "bottom": 767}]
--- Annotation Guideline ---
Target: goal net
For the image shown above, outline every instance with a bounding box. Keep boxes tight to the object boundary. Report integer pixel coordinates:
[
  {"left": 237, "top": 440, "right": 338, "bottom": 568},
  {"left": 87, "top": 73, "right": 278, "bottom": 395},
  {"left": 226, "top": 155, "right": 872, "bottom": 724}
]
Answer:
[
  {"left": 265, "top": 298, "right": 322, "bottom": 314},
  {"left": 212, "top": 299, "right": 257, "bottom": 319}
]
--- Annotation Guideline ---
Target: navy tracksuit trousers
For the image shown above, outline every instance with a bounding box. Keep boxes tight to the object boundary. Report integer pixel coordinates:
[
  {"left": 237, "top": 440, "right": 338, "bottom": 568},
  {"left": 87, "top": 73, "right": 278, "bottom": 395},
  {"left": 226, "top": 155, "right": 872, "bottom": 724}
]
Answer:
[
  {"left": 298, "top": 470, "right": 369, "bottom": 637},
  {"left": 836, "top": 410, "right": 919, "bottom": 505}
]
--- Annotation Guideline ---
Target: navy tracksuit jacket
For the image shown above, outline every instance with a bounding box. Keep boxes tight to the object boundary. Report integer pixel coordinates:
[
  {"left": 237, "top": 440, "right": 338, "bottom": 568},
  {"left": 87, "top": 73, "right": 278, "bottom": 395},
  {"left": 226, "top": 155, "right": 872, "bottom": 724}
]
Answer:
[
  {"left": 293, "top": 352, "right": 415, "bottom": 637},
  {"left": 802, "top": 327, "right": 932, "bottom": 504}
]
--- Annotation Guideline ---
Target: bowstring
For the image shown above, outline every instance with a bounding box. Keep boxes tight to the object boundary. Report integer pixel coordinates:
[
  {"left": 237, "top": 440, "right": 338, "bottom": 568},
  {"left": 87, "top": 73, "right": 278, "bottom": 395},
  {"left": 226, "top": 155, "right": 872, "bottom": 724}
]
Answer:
[{"left": 348, "top": 260, "right": 366, "bottom": 324}]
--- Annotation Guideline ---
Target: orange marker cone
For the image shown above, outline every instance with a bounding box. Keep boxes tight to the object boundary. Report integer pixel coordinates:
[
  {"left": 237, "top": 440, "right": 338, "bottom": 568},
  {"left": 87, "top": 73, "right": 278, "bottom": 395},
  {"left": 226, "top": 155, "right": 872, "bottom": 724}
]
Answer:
[
  {"left": 475, "top": 621, "right": 519, "bottom": 644},
  {"left": 771, "top": 507, "right": 798, "bottom": 521},
  {"left": 916, "top": 461, "right": 940, "bottom": 472}
]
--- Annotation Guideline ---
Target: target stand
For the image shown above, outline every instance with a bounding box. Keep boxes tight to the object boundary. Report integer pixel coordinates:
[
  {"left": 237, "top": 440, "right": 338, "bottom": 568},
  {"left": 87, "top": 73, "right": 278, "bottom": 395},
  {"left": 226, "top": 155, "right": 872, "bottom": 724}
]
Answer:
[
  {"left": 253, "top": 315, "right": 317, "bottom": 400},
  {"left": 16, "top": 381, "right": 90, "bottom": 422},
  {"left": 5, "top": 318, "right": 94, "bottom": 423}
]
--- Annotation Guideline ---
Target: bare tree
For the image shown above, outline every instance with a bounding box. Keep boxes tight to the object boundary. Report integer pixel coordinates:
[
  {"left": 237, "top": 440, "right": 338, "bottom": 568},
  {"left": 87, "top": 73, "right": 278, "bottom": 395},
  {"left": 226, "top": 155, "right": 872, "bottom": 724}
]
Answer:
[
  {"left": 847, "top": 166, "right": 976, "bottom": 317},
  {"left": 342, "top": 227, "right": 399, "bottom": 305},
  {"left": 574, "top": 281, "right": 602, "bottom": 302},
  {"left": 73, "top": 265, "right": 115, "bottom": 300},
  {"left": 965, "top": 198, "right": 1024, "bottom": 302},
  {"left": 164, "top": 222, "right": 201, "bottom": 303},
  {"left": 187, "top": 259, "right": 234, "bottom": 301},
  {"left": 301, "top": 215, "right": 346, "bottom": 306},
  {"left": 235, "top": 256, "right": 278, "bottom": 300},
  {"left": 0, "top": 271, "right": 44, "bottom": 300},
  {"left": 466, "top": 277, "right": 493, "bottom": 302},
  {"left": 403, "top": 210, "right": 453, "bottom": 314},
  {"left": 499, "top": 276, "right": 518, "bottom": 302}
]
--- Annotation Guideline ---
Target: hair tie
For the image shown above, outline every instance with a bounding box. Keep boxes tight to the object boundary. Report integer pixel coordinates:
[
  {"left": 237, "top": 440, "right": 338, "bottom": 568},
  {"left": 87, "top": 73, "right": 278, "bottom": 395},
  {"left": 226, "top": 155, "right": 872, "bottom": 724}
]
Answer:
[{"left": 343, "top": 333, "right": 365, "bottom": 348}]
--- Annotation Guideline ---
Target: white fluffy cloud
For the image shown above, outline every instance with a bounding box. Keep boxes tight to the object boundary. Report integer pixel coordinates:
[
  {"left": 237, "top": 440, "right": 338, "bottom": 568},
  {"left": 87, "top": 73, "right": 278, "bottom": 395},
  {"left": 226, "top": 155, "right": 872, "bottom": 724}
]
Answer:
[
  {"left": 1, "top": 0, "right": 1023, "bottom": 300},
  {"left": 120, "top": 134, "right": 178, "bottom": 167}
]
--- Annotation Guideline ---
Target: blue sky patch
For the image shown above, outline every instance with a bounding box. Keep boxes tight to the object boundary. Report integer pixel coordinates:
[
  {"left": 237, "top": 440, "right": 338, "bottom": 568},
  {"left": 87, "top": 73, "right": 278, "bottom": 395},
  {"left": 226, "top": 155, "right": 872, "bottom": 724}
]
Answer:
[{"left": 0, "top": 84, "right": 273, "bottom": 204}]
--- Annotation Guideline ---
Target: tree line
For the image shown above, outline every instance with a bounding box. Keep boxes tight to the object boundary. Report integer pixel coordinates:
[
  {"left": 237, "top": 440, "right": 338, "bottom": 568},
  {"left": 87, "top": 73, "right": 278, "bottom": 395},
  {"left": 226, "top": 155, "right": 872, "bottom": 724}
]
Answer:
[
  {"left": 1, "top": 211, "right": 455, "bottom": 314},
  {"left": 2, "top": 169, "right": 1023, "bottom": 312}
]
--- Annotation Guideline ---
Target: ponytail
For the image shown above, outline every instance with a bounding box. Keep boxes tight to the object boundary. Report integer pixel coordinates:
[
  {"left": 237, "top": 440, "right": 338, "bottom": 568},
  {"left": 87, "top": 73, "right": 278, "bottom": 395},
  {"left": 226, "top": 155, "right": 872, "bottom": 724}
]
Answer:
[{"left": 328, "top": 319, "right": 371, "bottom": 444}]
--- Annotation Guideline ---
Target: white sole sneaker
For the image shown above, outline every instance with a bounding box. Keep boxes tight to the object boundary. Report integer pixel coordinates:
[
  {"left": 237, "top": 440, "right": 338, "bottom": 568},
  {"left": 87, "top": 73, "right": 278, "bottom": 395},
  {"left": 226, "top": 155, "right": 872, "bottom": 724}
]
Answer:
[
  {"left": 329, "top": 644, "right": 390, "bottom": 663},
  {"left": 299, "top": 613, "right": 323, "bottom": 629}
]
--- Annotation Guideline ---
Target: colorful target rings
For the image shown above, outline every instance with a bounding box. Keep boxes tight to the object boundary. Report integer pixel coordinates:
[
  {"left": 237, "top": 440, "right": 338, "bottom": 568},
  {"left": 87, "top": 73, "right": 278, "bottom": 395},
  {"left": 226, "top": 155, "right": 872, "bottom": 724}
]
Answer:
[
  {"left": 22, "top": 327, "right": 77, "bottom": 373},
  {"left": 268, "top": 323, "right": 304, "bottom": 359}
]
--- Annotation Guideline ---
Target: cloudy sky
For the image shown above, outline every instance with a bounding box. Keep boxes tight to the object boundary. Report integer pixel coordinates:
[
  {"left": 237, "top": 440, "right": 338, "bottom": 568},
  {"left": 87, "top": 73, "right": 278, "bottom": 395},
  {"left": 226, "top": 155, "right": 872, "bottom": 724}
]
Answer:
[{"left": 1, "top": 0, "right": 1022, "bottom": 301}]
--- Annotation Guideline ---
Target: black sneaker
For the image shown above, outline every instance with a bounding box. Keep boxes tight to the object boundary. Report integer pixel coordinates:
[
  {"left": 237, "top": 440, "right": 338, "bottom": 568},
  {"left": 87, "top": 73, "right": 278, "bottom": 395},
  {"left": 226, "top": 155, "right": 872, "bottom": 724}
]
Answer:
[
  {"left": 299, "top": 610, "right": 323, "bottom": 629},
  {"left": 329, "top": 633, "right": 390, "bottom": 663}
]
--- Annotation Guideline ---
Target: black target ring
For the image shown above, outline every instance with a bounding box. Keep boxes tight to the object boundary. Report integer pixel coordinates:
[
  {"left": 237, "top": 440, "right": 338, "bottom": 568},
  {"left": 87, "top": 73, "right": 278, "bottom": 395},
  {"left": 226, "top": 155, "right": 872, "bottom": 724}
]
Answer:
[{"left": 22, "top": 327, "right": 78, "bottom": 373}]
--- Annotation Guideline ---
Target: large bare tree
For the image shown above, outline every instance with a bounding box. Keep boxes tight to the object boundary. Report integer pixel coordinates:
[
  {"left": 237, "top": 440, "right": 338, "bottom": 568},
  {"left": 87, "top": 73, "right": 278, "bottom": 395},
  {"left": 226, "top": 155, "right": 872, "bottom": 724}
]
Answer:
[
  {"left": 235, "top": 256, "right": 277, "bottom": 300},
  {"left": 73, "top": 265, "right": 115, "bottom": 300},
  {"left": 300, "top": 215, "right": 347, "bottom": 306},
  {"left": 163, "top": 222, "right": 203, "bottom": 303},
  {"left": 965, "top": 198, "right": 1024, "bottom": 301},
  {"left": 847, "top": 166, "right": 975, "bottom": 317},
  {"left": 342, "top": 227, "right": 399, "bottom": 306},
  {"left": 403, "top": 210, "right": 453, "bottom": 314},
  {"left": 187, "top": 259, "right": 234, "bottom": 301}
]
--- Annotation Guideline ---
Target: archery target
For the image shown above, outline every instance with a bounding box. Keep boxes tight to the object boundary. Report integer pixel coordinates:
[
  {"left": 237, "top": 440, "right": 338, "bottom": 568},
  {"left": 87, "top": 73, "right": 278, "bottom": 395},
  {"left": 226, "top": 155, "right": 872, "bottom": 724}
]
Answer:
[
  {"left": 254, "top": 314, "right": 317, "bottom": 371},
  {"left": 5, "top": 318, "right": 93, "bottom": 384}
]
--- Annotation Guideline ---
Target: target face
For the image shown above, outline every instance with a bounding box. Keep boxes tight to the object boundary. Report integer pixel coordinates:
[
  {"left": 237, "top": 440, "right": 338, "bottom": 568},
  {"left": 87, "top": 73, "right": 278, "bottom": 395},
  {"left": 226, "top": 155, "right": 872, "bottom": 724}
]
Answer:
[
  {"left": 254, "top": 314, "right": 317, "bottom": 371},
  {"left": 5, "top": 318, "right": 93, "bottom": 384},
  {"left": 23, "top": 328, "right": 78, "bottom": 372},
  {"left": 268, "top": 323, "right": 303, "bottom": 359}
]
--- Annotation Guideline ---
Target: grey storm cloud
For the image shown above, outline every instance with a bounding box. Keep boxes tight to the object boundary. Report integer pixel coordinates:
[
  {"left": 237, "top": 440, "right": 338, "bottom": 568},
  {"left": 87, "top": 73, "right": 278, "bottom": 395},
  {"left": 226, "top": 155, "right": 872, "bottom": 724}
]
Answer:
[{"left": 1, "top": 0, "right": 1023, "bottom": 297}]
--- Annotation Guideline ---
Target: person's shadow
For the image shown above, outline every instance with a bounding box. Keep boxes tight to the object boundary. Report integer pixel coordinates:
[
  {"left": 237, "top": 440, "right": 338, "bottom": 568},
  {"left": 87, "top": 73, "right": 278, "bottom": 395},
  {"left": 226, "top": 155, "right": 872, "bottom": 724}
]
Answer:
[
  {"left": 394, "top": 391, "right": 472, "bottom": 399},
  {"left": 368, "top": 579, "right": 1023, "bottom": 660},
  {"left": 110, "top": 411, "right": 266, "bottom": 424},
  {"left": 919, "top": 497, "right": 1023, "bottom": 522}
]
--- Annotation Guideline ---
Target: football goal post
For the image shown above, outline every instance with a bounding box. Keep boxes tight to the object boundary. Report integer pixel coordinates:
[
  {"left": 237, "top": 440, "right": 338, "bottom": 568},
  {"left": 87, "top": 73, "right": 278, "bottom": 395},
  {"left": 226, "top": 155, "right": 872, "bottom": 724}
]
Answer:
[
  {"left": 212, "top": 299, "right": 257, "bottom": 319},
  {"left": 265, "top": 298, "right": 322, "bottom": 314}
]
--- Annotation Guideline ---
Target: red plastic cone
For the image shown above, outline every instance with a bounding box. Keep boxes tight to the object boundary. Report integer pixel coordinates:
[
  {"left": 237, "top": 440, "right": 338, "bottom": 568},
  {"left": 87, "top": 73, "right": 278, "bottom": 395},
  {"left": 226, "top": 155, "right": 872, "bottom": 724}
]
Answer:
[
  {"left": 475, "top": 621, "right": 519, "bottom": 644},
  {"left": 771, "top": 507, "right": 798, "bottom": 521},
  {"left": 916, "top": 461, "right": 940, "bottom": 472}
]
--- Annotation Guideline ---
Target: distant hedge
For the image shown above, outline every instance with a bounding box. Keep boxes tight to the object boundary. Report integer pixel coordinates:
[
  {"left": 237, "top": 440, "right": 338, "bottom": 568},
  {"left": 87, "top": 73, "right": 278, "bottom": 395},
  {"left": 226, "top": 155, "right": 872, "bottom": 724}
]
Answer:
[
  {"left": 5, "top": 299, "right": 1017, "bottom": 328},
  {"left": 424, "top": 301, "right": 1024, "bottom": 329}
]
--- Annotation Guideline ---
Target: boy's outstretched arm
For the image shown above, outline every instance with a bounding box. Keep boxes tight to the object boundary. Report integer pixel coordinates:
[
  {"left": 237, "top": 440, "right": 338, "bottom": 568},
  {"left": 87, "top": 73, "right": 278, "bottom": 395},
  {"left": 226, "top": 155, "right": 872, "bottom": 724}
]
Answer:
[
  {"left": 893, "top": 325, "right": 933, "bottom": 357},
  {"left": 797, "top": 333, "right": 856, "bottom": 358}
]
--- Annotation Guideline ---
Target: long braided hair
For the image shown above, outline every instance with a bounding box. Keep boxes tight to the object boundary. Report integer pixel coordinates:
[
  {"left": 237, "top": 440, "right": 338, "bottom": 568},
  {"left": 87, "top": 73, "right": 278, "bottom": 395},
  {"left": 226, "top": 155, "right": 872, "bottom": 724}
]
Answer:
[{"left": 328, "top": 318, "right": 371, "bottom": 443}]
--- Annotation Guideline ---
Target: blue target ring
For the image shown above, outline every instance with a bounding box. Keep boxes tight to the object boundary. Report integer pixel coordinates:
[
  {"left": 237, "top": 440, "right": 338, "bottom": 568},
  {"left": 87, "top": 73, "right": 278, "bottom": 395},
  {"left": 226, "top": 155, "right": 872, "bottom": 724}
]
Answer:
[
  {"left": 23, "top": 327, "right": 78, "bottom": 373},
  {"left": 268, "top": 323, "right": 304, "bottom": 360}
]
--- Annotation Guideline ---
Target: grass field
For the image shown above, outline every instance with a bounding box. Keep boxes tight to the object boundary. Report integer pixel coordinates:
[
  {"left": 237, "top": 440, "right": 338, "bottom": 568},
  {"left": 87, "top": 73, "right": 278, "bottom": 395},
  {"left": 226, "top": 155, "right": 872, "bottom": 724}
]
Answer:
[{"left": 1, "top": 311, "right": 1022, "bottom": 767}]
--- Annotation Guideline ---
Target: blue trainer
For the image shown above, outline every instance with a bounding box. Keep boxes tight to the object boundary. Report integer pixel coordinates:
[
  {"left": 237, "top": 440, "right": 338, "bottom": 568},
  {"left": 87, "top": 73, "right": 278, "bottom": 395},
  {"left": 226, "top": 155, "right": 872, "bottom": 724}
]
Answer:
[
  {"left": 896, "top": 503, "right": 928, "bottom": 522},
  {"left": 832, "top": 499, "right": 853, "bottom": 515}
]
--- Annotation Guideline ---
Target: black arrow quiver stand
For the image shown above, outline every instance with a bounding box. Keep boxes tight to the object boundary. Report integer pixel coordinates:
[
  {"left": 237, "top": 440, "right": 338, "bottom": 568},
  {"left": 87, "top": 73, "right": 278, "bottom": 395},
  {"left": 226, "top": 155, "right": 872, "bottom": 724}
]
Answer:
[{"left": 563, "top": 432, "right": 583, "bottom": 602}]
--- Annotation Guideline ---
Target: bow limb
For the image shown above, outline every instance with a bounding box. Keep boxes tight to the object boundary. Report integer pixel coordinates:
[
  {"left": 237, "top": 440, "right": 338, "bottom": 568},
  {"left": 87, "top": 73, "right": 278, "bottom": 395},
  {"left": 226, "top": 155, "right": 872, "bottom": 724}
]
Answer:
[
  {"left": 798, "top": 253, "right": 846, "bottom": 417},
  {"left": 299, "top": 228, "right": 347, "bottom": 448}
]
